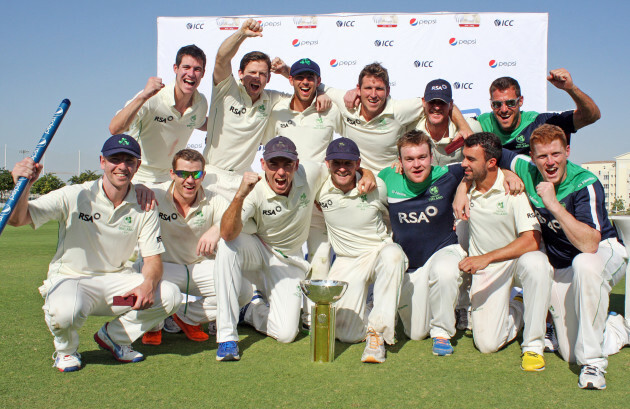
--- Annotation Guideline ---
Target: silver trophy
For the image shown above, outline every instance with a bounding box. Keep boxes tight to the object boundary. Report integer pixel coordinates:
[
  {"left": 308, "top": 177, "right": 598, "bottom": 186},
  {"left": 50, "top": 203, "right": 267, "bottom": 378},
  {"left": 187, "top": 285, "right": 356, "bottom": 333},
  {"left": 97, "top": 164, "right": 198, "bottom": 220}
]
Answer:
[{"left": 300, "top": 279, "right": 348, "bottom": 362}]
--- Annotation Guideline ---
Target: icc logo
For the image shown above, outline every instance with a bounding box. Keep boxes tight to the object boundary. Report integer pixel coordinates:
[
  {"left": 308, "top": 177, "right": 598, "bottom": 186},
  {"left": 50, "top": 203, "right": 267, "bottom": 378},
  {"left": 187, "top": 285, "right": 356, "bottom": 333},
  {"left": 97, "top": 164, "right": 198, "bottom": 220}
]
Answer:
[
  {"left": 186, "top": 23, "right": 205, "bottom": 30},
  {"left": 414, "top": 60, "right": 433, "bottom": 68},
  {"left": 374, "top": 40, "right": 394, "bottom": 47},
  {"left": 453, "top": 82, "right": 473, "bottom": 89},
  {"left": 336, "top": 20, "right": 355, "bottom": 27},
  {"left": 494, "top": 19, "right": 514, "bottom": 26}
]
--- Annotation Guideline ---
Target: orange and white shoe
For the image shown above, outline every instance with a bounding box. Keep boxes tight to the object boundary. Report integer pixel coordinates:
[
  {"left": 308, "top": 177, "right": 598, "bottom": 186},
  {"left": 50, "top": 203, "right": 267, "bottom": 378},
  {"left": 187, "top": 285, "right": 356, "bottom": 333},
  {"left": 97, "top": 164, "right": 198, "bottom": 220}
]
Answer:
[{"left": 361, "top": 327, "right": 386, "bottom": 363}]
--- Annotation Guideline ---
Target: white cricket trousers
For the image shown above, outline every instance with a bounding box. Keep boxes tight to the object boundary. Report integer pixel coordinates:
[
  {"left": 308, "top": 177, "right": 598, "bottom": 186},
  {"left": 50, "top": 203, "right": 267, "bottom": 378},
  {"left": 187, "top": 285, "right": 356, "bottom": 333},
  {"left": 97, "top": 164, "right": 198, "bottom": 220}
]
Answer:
[
  {"left": 162, "top": 260, "right": 218, "bottom": 325},
  {"left": 328, "top": 243, "right": 407, "bottom": 344},
  {"left": 398, "top": 244, "right": 466, "bottom": 340},
  {"left": 550, "top": 238, "right": 627, "bottom": 370},
  {"left": 215, "top": 234, "right": 308, "bottom": 344},
  {"left": 203, "top": 163, "right": 246, "bottom": 201},
  {"left": 41, "top": 273, "right": 181, "bottom": 355},
  {"left": 470, "top": 251, "right": 552, "bottom": 354}
]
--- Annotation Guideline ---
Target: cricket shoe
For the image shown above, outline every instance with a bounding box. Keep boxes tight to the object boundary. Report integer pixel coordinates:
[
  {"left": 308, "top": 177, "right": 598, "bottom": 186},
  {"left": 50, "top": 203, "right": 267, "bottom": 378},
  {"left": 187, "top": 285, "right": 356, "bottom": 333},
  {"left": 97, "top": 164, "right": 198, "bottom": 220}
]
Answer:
[
  {"left": 239, "top": 290, "right": 264, "bottom": 325},
  {"left": 544, "top": 323, "right": 559, "bottom": 353},
  {"left": 172, "top": 313, "right": 209, "bottom": 342},
  {"left": 578, "top": 365, "right": 606, "bottom": 390},
  {"left": 521, "top": 351, "right": 545, "bottom": 371},
  {"left": 142, "top": 330, "right": 162, "bottom": 345},
  {"left": 456, "top": 307, "right": 472, "bottom": 331},
  {"left": 94, "top": 323, "right": 145, "bottom": 363},
  {"left": 603, "top": 311, "right": 629, "bottom": 356},
  {"left": 216, "top": 341, "right": 240, "bottom": 361},
  {"left": 52, "top": 351, "right": 82, "bottom": 372},
  {"left": 163, "top": 316, "right": 182, "bottom": 333},
  {"left": 361, "top": 328, "right": 386, "bottom": 363},
  {"left": 208, "top": 320, "right": 217, "bottom": 337},
  {"left": 432, "top": 337, "right": 454, "bottom": 356}
]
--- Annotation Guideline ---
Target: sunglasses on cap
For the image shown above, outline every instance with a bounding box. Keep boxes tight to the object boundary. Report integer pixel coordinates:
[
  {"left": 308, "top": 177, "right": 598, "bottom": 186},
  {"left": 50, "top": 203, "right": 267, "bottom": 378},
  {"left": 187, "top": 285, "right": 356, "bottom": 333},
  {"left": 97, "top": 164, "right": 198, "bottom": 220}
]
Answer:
[
  {"left": 490, "top": 98, "right": 519, "bottom": 109},
  {"left": 174, "top": 170, "right": 204, "bottom": 180}
]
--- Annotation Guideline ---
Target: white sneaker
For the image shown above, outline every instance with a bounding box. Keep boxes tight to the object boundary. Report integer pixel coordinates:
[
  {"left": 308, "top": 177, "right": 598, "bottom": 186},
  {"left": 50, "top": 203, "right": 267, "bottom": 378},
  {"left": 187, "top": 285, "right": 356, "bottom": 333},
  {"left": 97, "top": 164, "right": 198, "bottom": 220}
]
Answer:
[
  {"left": 361, "top": 328, "right": 386, "bottom": 363},
  {"left": 603, "top": 312, "right": 629, "bottom": 356},
  {"left": 52, "top": 351, "right": 82, "bottom": 372},
  {"left": 578, "top": 365, "right": 606, "bottom": 390},
  {"left": 208, "top": 320, "right": 217, "bottom": 336},
  {"left": 163, "top": 316, "right": 182, "bottom": 334},
  {"left": 544, "top": 323, "right": 559, "bottom": 353},
  {"left": 94, "top": 323, "right": 145, "bottom": 363}
]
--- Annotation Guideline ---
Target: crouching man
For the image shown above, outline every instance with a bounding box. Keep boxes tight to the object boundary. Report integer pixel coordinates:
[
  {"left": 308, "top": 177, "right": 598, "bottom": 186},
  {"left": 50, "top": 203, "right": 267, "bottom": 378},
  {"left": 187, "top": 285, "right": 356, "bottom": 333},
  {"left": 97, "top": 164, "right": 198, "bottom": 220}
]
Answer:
[{"left": 8, "top": 135, "right": 181, "bottom": 372}]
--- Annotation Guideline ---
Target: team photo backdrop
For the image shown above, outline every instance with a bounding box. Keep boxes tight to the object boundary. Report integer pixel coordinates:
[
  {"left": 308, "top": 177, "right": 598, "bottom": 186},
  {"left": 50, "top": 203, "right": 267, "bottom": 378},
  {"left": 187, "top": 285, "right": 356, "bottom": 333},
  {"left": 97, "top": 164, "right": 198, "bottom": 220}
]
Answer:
[{"left": 156, "top": 12, "right": 548, "bottom": 152}]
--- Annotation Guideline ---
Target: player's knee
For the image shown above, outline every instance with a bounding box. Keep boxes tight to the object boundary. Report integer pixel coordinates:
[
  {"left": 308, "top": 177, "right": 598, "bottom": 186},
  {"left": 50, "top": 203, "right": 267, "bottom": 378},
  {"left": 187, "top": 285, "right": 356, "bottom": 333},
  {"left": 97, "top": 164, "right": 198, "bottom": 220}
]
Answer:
[
  {"left": 473, "top": 334, "right": 503, "bottom": 354},
  {"left": 46, "top": 304, "right": 81, "bottom": 331},
  {"left": 517, "top": 251, "right": 553, "bottom": 282},
  {"left": 159, "top": 281, "right": 183, "bottom": 315},
  {"left": 430, "top": 259, "right": 460, "bottom": 282},
  {"left": 275, "top": 326, "right": 299, "bottom": 344},
  {"left": 571, "top": 253, "right": 603, "bottom": 284}
]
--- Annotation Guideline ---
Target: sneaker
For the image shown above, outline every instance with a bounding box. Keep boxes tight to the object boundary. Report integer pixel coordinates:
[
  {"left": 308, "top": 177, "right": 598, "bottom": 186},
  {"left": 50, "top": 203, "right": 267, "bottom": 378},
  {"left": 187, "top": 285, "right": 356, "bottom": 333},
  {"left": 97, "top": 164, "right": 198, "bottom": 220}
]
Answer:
[
  {"left": 208, "top": 321, "right": 217, "bottom": 337},
  {"left": 52, "top": 351, "right": 82, "bottom": 372},
  {"left": 171, "top": 314, "right": 209, "bottom": 342},
  {"left": 544, "top": 323, "right": 559, "bottom": 353},
  {"left": 239, "top": 290, "right": 264, "bottom": 325},
  {"left": 521, "top": 351, "right": 545, "bottom": 371},
  {"left": 216, "top": 341, "right": 240, "bottom": 361},
  {"left": 361, "top": 328, "right": 386, "bottom": 363},
  {"left": 432, "top": 337, "right": 454, "bottom": 356},
  {"left": 578, "top": 365, "right": 606, "bottom": 390},
  {"left": 456, "top": 307, "right": 472, "bottom": 331},
  {"left": 94, "top": 323, "right": 145, "bottom": 363},
  {"left": 163, "top": 316, "right": 182, "bottom": 334},
  {"left": 142, "top": 330, "right": 162, "bottom": 345}
]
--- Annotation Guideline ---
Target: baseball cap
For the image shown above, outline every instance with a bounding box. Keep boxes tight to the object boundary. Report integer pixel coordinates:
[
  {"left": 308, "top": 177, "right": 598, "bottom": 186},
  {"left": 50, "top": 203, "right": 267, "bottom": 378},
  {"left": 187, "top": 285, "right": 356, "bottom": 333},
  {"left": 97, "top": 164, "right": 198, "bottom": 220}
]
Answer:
[
  {"left": 423, "top": 79, "right": 453, "bottom": 104},
  {"left": 263, "top": 136, "right": 298, "bottom": 161},
  {"left": 325, "top": 137, "right": 360, "bottom": 161},
  {"left": 290, "top": 58, "right": 321, "bottom": 77},
  {"left": 101, "top": 134, "right": 141, "bottom": 159}
]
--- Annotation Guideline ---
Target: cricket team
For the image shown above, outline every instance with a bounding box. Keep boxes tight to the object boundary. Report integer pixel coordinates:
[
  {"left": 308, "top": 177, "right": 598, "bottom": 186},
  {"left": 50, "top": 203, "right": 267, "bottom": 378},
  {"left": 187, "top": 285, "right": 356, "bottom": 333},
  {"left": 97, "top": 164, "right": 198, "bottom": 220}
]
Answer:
[{"left": 8, "top": 19, "right": 629, "bottom": 390}]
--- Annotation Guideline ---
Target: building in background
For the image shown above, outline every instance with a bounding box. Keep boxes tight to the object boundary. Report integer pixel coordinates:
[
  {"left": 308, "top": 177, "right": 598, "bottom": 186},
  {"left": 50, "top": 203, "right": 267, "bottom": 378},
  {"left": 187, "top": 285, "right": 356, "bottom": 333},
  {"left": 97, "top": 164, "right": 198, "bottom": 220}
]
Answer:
[{"left": 582, "top": 160, "right": 616, "bottom": 210}]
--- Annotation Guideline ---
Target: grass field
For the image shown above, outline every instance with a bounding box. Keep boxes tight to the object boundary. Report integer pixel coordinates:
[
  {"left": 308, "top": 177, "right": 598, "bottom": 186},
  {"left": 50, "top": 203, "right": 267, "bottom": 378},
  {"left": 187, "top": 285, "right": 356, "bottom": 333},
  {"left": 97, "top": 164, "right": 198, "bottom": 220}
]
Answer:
[{"left": 1, "top": 222, "right": 628, "bottom": 408}]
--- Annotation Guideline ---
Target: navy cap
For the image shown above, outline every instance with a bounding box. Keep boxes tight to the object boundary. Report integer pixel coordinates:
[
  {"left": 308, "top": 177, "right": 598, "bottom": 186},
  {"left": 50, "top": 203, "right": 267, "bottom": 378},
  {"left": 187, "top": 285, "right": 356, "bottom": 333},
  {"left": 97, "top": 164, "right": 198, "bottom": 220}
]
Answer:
[
  {"left": 325, "top": 137, "right": 360, "bottom": 161},
  {"left": 263, "top": 136, "right": 298, "bottom": 161},
  {"left": 290, "top": 58, "right": 321, "bottom": 77},
  {"left": 424, "top": 79, "right": 453, "bottom": 104},
  {"left": 101, "top": 134, "right": 141, "bottom": 159}
]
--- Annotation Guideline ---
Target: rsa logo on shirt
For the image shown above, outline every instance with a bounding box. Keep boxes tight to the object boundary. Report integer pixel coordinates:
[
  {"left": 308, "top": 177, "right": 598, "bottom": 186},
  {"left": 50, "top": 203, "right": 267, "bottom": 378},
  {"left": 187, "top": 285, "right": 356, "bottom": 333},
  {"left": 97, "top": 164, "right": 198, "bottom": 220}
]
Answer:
[
  {"left": 318, "top": 199, "right": 333, "bottom": 209},
  {"left": 279, "top": 119, "right": 296, "bottom": 128},
  {"left": 78, "top": 212, "right": 101, "bottom": 223},
  {"left": 263, "top": 205, "right": 283, "bottom": 216},
  {"left": 159, "top": 212, "right": 178, "bottom": 222},
  {"left": 229, "top": 106, "right": 247, "bottom": 116}
]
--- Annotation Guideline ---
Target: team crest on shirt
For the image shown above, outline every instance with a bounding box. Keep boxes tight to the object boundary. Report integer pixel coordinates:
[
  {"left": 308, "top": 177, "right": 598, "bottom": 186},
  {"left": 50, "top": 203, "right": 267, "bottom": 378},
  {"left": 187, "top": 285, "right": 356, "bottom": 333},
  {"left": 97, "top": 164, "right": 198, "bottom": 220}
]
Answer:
[
  {"left": 299, "top": 193, "right": 309, "bottom": 208},
  {"left": 193, "top": 210, "right": 205, "bottom": 226},
  {"left": 494, "top": 201, "right": 507, "bottom": 215},
  {"left": 377, "top": 118, "right": 388, "bottom": 129},
  {"left": 357, "top": 194, "right": 369, "bottom": 210},
  {"left": 256, "top": 104, "right": 268, "bottom": 118},
  {"left": 119, "top": 216, "right": 134, "bottom": 233},
  {"left": 186, "top": 115, "right": 198, "bottom": 129},
  {"left": 429, "top": 186, "right": 443, "bottom": 201},
  {"left": 314, "top": 116, "right": 325, "bottom": 129},
  {"left": 514, "top": 134, "right": 528, "bottom": 149}
]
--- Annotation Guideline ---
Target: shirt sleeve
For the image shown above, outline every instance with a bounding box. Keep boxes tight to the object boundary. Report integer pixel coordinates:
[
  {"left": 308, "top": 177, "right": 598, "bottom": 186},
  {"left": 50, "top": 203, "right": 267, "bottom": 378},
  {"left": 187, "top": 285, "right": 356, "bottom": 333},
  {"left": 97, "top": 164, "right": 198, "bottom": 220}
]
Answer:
[
  {"left": 267, "top": 89, "right": 293, "bottom": 109},
  {"left": 466, "top": 117, "right": 483, "bottom": 133},
  {"left": 572, "top": 182, "right": 606, "bottom": 232},
  {"left": 390, "top": 98, "right": 424, "bottom": 126},
  {"left": 212, "top": 75, "right": 237, "bottom": 101},
  {"left": 512, "top": 193, "right": 541, "bottom": 234},
  {"left": 27, "top": 187, "right": 71, "bottom": 229},
  {"left": 137, "top": 209, "right": 165, "bottom": 257}
]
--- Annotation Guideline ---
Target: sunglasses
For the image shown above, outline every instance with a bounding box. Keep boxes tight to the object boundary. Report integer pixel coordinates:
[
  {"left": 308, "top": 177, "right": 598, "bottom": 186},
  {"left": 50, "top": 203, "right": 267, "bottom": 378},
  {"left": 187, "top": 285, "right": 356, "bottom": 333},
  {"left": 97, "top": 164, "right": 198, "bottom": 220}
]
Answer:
[
  {"left": 174, "top": 170, "right": 204, "bottom": 180},
  {"left": 490, "top": 98, "right": 519, "bottom": 109}
]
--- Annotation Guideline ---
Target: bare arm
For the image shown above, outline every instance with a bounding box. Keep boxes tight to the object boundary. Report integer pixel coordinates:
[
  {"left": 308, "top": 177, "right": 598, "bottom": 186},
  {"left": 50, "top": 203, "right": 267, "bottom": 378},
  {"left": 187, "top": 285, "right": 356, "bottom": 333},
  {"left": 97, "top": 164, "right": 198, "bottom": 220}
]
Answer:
[
  {"left": 213, "top": 18, "right": 263, "bottom": 85},
  {"left": 123, "top": 254, "right": 163, "bottom": 310},
  {"left": 536, "top": 181, "right": 600, "bottom": 252},
  {"left": 270, "top": 57, "right": 290, "bottom": 79},
  {"left": 7, "top": 158, "right": 42, "bottom": 227},
  {"left": 109, "top": 77, "right": 165, "bottom": 134},
  {"left": 459, "top": 230, "right": 541, "bottom": 274},
  {"left": 197, "top": 223, "right": 221, "bottom": 256},
  {"left": 547, "top": 68, "right": 600, "bottom": 130},
  {"left": 220, "top": 172, "right": 261, "bottom": 241}
]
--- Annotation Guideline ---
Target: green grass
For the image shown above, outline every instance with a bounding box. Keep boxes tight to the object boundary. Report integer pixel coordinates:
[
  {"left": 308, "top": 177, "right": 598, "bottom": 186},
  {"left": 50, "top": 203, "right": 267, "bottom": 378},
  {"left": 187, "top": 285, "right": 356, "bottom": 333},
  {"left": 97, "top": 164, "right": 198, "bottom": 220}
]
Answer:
[{"left": 1, "top": 222, "right": 628, "bottom": 408}]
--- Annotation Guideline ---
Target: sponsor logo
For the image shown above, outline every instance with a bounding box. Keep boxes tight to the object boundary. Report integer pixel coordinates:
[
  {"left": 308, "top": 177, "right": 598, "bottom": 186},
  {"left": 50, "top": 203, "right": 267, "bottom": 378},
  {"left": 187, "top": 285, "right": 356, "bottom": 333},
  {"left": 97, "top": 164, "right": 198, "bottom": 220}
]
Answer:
[
  {"left": 293, "top": 16, "right": 317, "bottom": 29},
  {"left": 374, "top": 40, "right": 395, "bottom": 47},
  {"left": 455, "top": 14, "right": 480, "bottom": 27},
  {"left": 154, "top": 115, "right": 174, "bottom": 123},
  {"left": 186, "top": 143, "right": 203, "bottom": 150},
  {"left": 156, "top": 236, "right": 162, "bottom": 243},
  {"left": 257, "top": 20, "right": 281, "bottom": 27},
  {"left": 494, "top": 19, "right": 514, "bottom": 27},
  {"left": 78, "top": 212, "right": 100, "bottom": 223},
  {"left": 414, "top": 60, "right": 434, "bottom": 68},
  {"left": 409, "top": 18, "right": 437, "bottom": 26},
  {"left": 346, "top": 118, "right": 361, "bottom": 125},
  {"left": 159, "top": 212, "right": 179, "bottom": 222},
  {"left": 319, "top": 199, "right": 334, "bottom": 209},
  {"left": 216, "top": 17, "right": 240, "bottom": 30},
  {"left": 292, "top": 39, "right": 318, "bottom": 47},
  {"left": 535, "top": 210, "right": 562, "bottom": 233},
  {"left": 453, "top": 82, "right": 473, "bottom": 89},
  {"left": 330, "top": 59, "right": 357, "bottom": 68},
  {"left": 279, "top": 119, "right": 295, "bottom": 128},
  {"left": 229, "top": 106, "right": 247, "bottom": 116},
  {"left": 262, "top": 205, "right": 283, "bottom": 216},
  {"left": 373, "top": 15, "right": 398, "bottom": 28},
  {"left": 449, "top": 37, "right": 476, "bottom": 46},
  {"left": 336, "top": 20, "right": 355, "bottom": 27},
  {"left": 489, "top": 60, "right": 517, "bottom": 68},
  {"left": 186, "top": 22, "right": 205, "bottom": 30},
  {"left": 397, "top": 206, "right": 438, "bottom": 224}
]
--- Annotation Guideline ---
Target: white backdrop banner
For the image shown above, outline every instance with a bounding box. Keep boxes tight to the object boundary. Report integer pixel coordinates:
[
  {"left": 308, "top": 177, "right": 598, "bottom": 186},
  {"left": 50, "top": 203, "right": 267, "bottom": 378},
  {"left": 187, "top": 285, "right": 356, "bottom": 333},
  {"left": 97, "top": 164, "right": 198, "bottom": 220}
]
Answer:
[{"left": 156, "top": 12, "right": 548, "bottom": 152}]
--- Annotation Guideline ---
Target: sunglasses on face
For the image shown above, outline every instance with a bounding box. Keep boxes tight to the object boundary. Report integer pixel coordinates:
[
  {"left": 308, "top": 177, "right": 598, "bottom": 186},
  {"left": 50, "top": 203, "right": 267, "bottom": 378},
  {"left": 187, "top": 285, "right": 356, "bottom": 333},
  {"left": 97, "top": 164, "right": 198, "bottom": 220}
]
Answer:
[
  {"left": 174, "top": 170, "right": 204, "bottom": 180},
  {"left": 490, "top": 99, "right": 519, "bottom": 109}
]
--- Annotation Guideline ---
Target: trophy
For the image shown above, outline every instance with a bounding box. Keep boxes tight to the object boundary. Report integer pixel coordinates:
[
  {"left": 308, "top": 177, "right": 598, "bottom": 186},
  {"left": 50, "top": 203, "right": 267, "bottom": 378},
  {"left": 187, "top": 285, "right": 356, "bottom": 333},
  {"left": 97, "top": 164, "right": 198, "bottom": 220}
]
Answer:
[{"left": 300, "top": 279, "right": 348, "bottom": 363}]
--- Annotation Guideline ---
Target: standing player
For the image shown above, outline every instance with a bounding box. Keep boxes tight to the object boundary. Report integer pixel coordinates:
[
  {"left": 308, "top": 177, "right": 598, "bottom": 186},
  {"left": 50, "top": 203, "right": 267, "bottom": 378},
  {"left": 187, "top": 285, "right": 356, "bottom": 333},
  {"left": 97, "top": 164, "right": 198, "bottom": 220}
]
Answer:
[
  {"left": 459, "top": 132, "right": 552, "bottom": 371},
  {"left": 139, "top": 149, "right": 231, "bottom": 345},
  {"left": 109, "top": 45, "right": 208, "bottom": 184},
  {"left": 7, "top": 135, "right": 181, "bottom": 371},
  {"left": 477, "top": 69, "right": 600, "bottom": 154},
  {"left": 317, "top": 138, "right": 406, "bottom": 363},
  {"left": 497, "top": 124, "right": 626, "bottom": 389}
]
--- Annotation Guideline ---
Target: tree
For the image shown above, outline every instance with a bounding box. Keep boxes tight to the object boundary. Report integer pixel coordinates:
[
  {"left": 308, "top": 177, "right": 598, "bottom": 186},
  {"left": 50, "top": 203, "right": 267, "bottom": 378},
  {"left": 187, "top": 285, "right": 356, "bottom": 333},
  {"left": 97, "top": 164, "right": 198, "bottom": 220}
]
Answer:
[
  {"left": 68, "top": 170, "right": 101, "bottom": 185},
  {"left": 610, "top": 197, "right": 626, "bottom": 213},
  {"left": 31, "top": 173, "right": 65, "bottom": 195},
  {"left": 0, "top": 168, "right": 15, "bottom": 200}
]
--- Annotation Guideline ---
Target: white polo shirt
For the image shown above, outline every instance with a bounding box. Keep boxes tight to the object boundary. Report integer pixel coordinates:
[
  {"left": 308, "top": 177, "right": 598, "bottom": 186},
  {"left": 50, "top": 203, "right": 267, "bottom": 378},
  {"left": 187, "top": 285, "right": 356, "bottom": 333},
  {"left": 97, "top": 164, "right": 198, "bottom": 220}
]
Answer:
[
  {"left": 316, "top": 175, "right": 390, "bottom": 257},
  {"left": 467, "top": 170, "right": 540, "bottom": 257},
  {"left": 153, "top": 181, "right": 229, "bottom": 265},
  {"left": 122, "top": 82, "right": 208, "bottom": 183},
  {"left": 204, "top": 75, "right": 290, "bottom": 172},
  {"left": 415, "top": 117, "right": 483, "bottom": 166},
  {"left": 326, "top": 87, "right": 424, "bottom": 173},
  {"left": 28, "top": 179, "right": 164, "bottom": 278},
  {"left": 264, "top": 97, "right": 343, "bottom": 163},
  {"left": 241, "top": 161, "right": 328, "bottom": 257}
]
